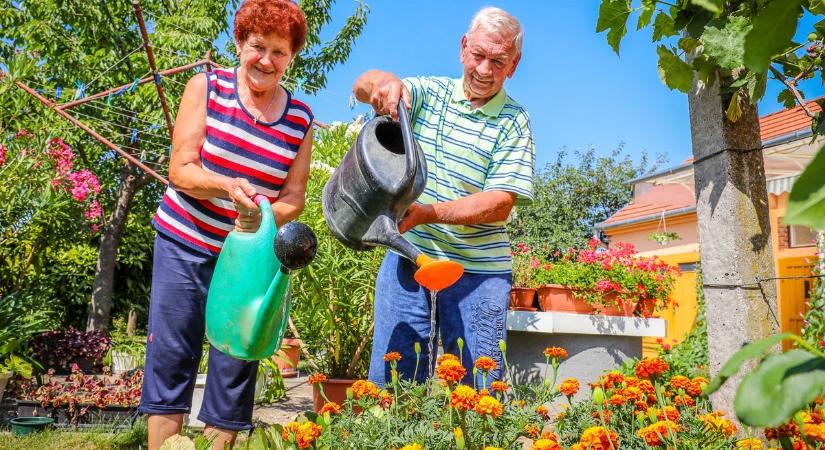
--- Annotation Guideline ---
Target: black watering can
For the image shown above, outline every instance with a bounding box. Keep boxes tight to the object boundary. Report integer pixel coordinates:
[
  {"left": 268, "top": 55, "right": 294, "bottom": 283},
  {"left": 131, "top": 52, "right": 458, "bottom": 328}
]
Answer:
[{"left": 322, "top": 103, "right": 463, "bottom": 291}]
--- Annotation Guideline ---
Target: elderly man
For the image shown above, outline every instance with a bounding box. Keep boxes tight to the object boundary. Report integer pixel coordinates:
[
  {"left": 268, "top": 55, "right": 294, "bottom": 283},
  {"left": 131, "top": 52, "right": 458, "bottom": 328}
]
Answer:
[{"left": 353, "top": 6, "right": 535, "bottom": 386}]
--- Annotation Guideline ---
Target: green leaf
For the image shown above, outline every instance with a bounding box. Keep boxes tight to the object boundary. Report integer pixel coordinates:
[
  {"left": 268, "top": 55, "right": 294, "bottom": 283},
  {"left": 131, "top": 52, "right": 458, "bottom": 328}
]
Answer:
[
  {"left": 785, "top": 141, "right": 825, "bottom": 230},
  {"left": 652, "top": 12, "right": 678, "bottom": 41},
  {"left": 597, "top": 0, "right": 632, "bottom": 54},
  {"left": 744, "top": 0, "right": 804, "bottom": 72},
  {"left": 777, "top": 89, "right": 797, "bottom": 109},
  {"left": 815, "top": 18, "right": 825, "bottom": 36},
  {"left": 701, "top": 16, "right": 751, "bottom": 70},
  {"left": 746, "top": 70, "right": 767, "bottom": 103},
  {"left": 704, "top": 332, "right": 791, "bottom": 395},
  {"left": 678, "top": 37, "right": 700, "bottom": 54},
  {"left": 808, "top": 0, "right": 825, "bottom": 15},
  {"left": 637, "top": 0, "right": 656, "bottom": 30},
  {"left": 727, "top": 91, "right": 743, "bottom": 122},
  {"left": 692, "top": 54, "right": 718, "bottom": 86},
  {"left": 734, "top": 349, "right": 825, "bottom": 427},
  {"left": 691, "top": 0, "right": 723, "bottom": 14},
  {"left": 656, "top": 46, "right": 694, "bottom": 93}
]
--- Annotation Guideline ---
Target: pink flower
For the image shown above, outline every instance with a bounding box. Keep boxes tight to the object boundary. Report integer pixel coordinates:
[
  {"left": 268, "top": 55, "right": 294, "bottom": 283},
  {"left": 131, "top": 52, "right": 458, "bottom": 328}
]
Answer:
[
  {"left": 46, "top": 138, "right": 75, "bottom": 175},
  {"left": 15, "top": 129, "right": 31, "bottom": 139},
  {"left": 84, "top": 200, "right": 102, "bottom": 221},
  {"left": 530, "top": 257, "right": 540, "bottom": 268},
  {"left": 0, "top": 143, "right": 6, "bottom": 167},
  {"left": 67, "top": 169, "right": 100, "bottom": 202}
]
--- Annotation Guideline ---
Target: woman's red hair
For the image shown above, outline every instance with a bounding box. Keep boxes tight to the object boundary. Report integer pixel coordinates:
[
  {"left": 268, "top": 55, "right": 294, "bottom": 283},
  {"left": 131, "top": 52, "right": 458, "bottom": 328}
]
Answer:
[{"left": 234, "top": 0, "right": 308, "bottom": 54}]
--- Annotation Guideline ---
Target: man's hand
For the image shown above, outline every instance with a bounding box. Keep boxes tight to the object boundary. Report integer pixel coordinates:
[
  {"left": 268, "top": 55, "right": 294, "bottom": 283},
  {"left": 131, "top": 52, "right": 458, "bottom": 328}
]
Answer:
[
  {"left": 398, "top": 203, "right": 435, "bottom": 234},
  {"left": 354, "top": 70, "right": 411, "bottom": 121}
]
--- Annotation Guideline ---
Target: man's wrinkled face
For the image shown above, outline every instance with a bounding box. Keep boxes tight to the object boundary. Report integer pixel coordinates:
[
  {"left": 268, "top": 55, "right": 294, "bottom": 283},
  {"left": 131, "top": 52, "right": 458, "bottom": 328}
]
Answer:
[{"left": 460, "top": 29, "right": 520, "bottom": 104}]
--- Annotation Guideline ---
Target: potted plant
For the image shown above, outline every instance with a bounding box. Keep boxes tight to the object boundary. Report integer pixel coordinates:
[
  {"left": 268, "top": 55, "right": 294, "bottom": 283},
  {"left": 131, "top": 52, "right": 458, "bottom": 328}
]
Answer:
[
  {"left": 30, "top": 327, "right": 111, "bottom": 374},
  {"left": 274, "top": 335, "right": 302, "bottom": 378},
  {"left": 533, "top": 239, "right": 679, "bottom": 317},
  {"left": 510, "top": 242, "right": 538, "bottom": 310},
  {"left": 289, "top": 124, "right": 382, "bottom": 411}
]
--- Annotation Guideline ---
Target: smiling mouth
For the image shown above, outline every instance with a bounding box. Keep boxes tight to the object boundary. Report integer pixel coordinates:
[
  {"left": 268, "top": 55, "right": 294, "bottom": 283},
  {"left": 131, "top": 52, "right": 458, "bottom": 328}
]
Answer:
[{"left": 254, "top": 66, "right": 275, "bottom": 75}]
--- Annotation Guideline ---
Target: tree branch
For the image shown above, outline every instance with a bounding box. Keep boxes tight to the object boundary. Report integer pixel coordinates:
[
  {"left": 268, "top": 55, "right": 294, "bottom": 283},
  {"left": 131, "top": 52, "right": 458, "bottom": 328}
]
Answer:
[{"left": 769, "top": 65, "right": 815, "bottom": 118}]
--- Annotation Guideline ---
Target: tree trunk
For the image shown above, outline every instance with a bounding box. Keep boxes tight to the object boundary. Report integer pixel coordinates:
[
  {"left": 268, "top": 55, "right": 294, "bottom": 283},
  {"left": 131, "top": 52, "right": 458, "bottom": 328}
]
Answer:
[
  {"left": 126, "top": 308, "right": 137, "bottom": 336},
  {"left": 688, "top": 74, "right": 780, "bottom": 420},
  {"left": 86, "top": 168, "right": 151, "bottom": 331}
]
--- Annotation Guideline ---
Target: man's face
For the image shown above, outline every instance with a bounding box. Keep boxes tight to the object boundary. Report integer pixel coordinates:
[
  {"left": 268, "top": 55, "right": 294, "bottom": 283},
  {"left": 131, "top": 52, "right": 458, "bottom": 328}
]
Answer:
[{"left": 459, "top": 29, "right": 521, "bottom": 104}]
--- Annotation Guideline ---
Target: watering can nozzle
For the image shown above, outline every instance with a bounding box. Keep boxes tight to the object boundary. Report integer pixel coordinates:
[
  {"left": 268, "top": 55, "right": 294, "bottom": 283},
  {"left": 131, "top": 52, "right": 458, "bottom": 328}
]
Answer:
[
  {"left": 413, "top": 254, "right": 464, "bottom": 292},
  {"left": 274, "top": 221, "right": 318, "bottom": 271}
]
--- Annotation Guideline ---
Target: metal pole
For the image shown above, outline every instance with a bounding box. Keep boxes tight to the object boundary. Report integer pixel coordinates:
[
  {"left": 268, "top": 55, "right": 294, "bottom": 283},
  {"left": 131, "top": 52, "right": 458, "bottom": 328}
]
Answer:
[
  {"left": 12, "top": 77, "right": 169, "bottom": 185},
  {"left": 132, "top": 0, "right": 175, "bottom": 140}
]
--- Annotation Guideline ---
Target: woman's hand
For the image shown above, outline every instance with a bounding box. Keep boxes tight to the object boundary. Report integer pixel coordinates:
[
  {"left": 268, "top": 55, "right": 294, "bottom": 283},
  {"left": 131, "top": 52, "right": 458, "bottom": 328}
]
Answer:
[{"left": 224, "top": 177, "right": 261, "bottom": 232}]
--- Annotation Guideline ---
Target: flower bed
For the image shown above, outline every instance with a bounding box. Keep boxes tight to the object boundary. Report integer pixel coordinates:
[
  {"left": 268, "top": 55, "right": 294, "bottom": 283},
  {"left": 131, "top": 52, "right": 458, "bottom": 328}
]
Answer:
[{"left": 30, "top": 328, "right": 111, "bottom": 374}]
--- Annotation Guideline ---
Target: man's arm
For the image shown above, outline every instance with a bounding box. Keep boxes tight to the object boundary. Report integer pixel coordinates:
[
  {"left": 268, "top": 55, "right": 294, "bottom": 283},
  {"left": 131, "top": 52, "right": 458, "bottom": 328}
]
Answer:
[
  {"left": 397, "top": 191, "right": 516, "bottom": 234},
  {"left": 353, "top": 70, "right": 410, "bottom": 121}
]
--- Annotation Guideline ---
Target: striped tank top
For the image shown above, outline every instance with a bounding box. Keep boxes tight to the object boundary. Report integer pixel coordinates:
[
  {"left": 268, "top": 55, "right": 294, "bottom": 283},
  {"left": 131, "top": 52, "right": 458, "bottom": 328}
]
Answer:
[{"left": 153, "top": 67, "right": 313, "bottom": 256}]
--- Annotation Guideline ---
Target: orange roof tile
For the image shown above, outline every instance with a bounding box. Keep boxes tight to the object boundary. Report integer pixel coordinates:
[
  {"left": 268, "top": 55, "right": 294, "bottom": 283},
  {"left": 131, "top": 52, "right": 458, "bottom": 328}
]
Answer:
[
  {"left": 759, "top": 98, "right": 821, "bottom": 142},
  {"left": 603, "top": 184, "right": 695, "bottom": 226}
]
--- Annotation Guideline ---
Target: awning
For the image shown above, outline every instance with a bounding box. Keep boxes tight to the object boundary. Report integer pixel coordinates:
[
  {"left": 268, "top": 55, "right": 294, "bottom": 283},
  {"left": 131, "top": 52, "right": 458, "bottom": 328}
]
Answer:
[{"left": 766, "top": 175, "right": 799, "bottom": 195}]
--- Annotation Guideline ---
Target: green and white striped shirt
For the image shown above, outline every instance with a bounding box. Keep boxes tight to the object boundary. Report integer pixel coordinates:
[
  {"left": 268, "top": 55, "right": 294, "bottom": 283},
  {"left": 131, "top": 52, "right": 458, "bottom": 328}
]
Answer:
[{"left": 402, "top": 76, "right": 535, "bottom": 274}]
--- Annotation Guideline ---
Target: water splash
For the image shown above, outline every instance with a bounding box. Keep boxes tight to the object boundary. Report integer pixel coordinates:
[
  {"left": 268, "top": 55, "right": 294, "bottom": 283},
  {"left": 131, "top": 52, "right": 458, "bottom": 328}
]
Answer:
[{"left": 427, "top": 289, "right": 438, "bottom": 380}]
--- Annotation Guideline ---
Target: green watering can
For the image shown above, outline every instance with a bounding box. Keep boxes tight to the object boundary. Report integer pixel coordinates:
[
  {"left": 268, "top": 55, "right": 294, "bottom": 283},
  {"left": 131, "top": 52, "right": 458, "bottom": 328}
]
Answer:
[{"left": 206, "top": 194, "right": 317, "bottom": 361}]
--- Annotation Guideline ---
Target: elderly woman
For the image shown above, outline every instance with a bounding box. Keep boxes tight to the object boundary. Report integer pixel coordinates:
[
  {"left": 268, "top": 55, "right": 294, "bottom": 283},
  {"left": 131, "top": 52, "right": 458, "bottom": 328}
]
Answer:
[{"left": 138, "top": 1, "right": 313, "bottom": 448}]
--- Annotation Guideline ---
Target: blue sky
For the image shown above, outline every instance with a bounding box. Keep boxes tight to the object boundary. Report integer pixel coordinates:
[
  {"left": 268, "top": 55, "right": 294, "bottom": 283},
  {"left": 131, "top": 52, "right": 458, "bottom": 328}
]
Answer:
[{"left": 287, "top": 1, "right": 824, "bottom": 170}]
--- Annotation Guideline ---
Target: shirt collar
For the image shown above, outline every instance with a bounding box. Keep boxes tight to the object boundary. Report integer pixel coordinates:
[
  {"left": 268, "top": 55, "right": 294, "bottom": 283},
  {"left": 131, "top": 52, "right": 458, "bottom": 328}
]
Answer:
[{"left": 450, "top": 77, "right": 507, "bottom": 118}]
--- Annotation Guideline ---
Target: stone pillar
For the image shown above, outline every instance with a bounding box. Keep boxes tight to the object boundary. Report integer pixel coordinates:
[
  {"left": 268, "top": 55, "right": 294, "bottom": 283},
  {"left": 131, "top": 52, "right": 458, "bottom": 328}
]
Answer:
[{"left": 688, "top": 75, "right": 780, "bottom": 419}]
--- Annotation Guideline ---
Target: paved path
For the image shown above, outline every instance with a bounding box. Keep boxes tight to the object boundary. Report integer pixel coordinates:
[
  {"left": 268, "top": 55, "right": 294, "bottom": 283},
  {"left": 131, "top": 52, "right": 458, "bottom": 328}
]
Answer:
[{"left": 253, "top": 374, "right": 313, "bottom": 425}]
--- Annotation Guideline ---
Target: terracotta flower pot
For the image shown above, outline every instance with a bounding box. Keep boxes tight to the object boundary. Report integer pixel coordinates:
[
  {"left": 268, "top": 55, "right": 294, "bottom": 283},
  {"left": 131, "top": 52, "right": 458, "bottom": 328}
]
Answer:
[
  {"left": 635, "top": 298, "right": 657, "bottom": 317},
  {"left": 598, "top": 292, "right": 636, "bottom": 317},
  {"left": 537, "top": 284, "right": 595, "bottom": 314},
  {"left": 509, "top": 287, "right": 537, "bottom": 309},
  {"left": 275, "top": 338, "right": 301, "bottom": 378},
  {"left": 313, "top": 378, "right": 356, "bottom": 412}
]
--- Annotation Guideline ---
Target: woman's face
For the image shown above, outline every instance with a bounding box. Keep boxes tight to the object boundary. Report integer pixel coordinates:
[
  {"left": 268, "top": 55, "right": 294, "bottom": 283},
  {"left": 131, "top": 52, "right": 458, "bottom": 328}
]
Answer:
[{"left": 237, "top": 32, "right": 294, "bottom": 93}]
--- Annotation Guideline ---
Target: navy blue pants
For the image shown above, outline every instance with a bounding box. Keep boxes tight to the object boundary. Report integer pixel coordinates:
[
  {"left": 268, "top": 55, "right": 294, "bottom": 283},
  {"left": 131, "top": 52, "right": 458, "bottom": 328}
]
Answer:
[
  {"left": 368, "top": 251, "right": 511, "bottom": 387},
  {"left": 139, "top": 233, "right": 258, "bottom": 431}
]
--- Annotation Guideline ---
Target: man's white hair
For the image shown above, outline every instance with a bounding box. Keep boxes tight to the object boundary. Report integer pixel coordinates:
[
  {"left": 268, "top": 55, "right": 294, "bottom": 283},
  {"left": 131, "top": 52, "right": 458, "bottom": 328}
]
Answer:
[{"left": 465, "top": 6, "right": 523, "bottom": 53}]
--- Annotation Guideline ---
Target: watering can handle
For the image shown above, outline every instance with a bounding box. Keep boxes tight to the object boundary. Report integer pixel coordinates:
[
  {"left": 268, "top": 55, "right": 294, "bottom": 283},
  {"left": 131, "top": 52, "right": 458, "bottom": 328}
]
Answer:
[
  {"left": 397, "top": 102, "right": 419, "bottom": 185},
  {"left": 253, "top": 194, "right": 268, "bottom": 206}
]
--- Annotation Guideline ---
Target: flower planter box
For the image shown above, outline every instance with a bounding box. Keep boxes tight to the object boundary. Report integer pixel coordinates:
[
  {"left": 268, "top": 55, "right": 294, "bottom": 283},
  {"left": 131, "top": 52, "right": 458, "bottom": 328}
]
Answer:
[
  {"left": 15, "top": 399, "right": 135, "bottom": 429},
  {"left": 536, "top": 284, "right": 634, "bottom": 316},
  {"left": 312, "top": 378, "right": 355, "bottom": 412},
  {"left": 509, "top": 287, "right": 536, "bottom": 310},
  {"left": 111, "top": 350, "right": 139, "bottom": 374}
]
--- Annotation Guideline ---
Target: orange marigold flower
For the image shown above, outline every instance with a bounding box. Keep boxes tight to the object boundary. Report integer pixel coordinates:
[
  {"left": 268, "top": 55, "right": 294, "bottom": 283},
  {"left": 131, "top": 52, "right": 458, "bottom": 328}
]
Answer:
[
  {"left": 673, "top": 394, "right": 695, "bottom": 407},
  {"left": 436, "top": 358, "right": 467, "bottom": 384},
  {"left": 638, "top": 379, "right": 656, "bottom": 394},
  {"left": 437, "top": 353, "right": 460, "bottom": 365},
  {"left": 622, "top": 386, "right": 643, "bottom": 402},
  {"left": 531, "top": 439, "right": 561, "bottom": 450},
  {"left": 608, "top": 394, "right": 627, "bottom": 406},
  {"left": 559, "top": 378, "right": 580, "bottom": 397},
  {"left": 479, "top": 388, "right": 490, "bottom": 396},
  {"left": 579, "top": 426, "right": 619, "bottom": 450},
  {"left": 635, "top": 357, "right": 670, "bottom": 379},
  {"left": 281, "top": 421, "right": 322, "bottom": 450},
  {"left": 602, "top": 371, "right": 625, "bottom": 389},
  {"left": 491, "top": 380, "right": 509, "bottom": 392},
  {"left": 307, "top": 373, "right": 327, "bottom": 385},
  {"left": 524, "top": 423, "right": 540, "bottom": 438},
  {"left": 735, "top": 437, "right": 764, "bottom": 449},
  {"left": 634, "top": 401, "right": 648, "bottom": 412},
  {"left": 319, "top": 401, "right": 341, "bottom": 415},
  {"left": 543, "top": 346, "right": 568, "bottom": 359},
  {"left": 351, "top": 380, "right": 380, "bottom": 399},
  {"left": 669, "top": 375, "right": 691, "bottom": 391},
  {"left": 700, "top": 411, "right": 738, "bottom": 437},
  {"left": 541, "top": 431, "right": 558, "bottom": 441},
  {"left": 383, "top": 352, "right": 402, "bottom": 362},
  {"left": 651, "top": 405, "right": 680, "bottom": 422},
  {"left": 535, "top": 405, "right": 550, "bottom": 419},
  {"left": 450, "top": 385, "right": 478, "bottom": 411},
  {"left": 807, "top": 423, "right": 825, "bottom": 442},
  {"left": 379, "top": 390, "right": 393, "bottom": 409},
  {"left": 637, "top": 420, "right": 680, "bottom": 446},
  {"left": 569, "top": 444, "right": 585, "bottom": 450},
  {"left": 474, "top": 395, "right": 503, "bottom": 418},
  {"left": 475, "top": 356, "right": 497, "bottom": 372},
  {"left": 591, "top": 409, "right": 613, "bottom": 423},
  {"left": 687, "top": 376, "right": 708, "bottom": 396}
]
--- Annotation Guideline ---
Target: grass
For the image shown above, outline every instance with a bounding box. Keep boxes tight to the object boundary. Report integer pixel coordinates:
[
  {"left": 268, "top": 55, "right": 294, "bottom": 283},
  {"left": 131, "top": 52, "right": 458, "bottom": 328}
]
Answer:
[{"left": 0, "top": 418, "right": 150, "bottom": 450}]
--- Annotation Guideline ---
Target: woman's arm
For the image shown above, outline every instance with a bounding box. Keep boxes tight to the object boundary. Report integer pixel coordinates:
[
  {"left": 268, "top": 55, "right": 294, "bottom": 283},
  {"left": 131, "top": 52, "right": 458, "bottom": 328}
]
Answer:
[
  {"left": 272, "top": 127, "right": 313, "bottom": 226},
  {"left": 167, "top": 73, "right": 258, "bottom": 215}
]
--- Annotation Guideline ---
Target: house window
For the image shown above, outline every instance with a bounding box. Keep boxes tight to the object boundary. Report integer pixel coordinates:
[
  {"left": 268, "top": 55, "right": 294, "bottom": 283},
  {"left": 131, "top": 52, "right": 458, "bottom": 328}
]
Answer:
[
  {"left": 678, "top": 262, "right": 698, "bottom": 272},
  {"left": 789, "top": 225, "right": 818, "bottom": 248}
]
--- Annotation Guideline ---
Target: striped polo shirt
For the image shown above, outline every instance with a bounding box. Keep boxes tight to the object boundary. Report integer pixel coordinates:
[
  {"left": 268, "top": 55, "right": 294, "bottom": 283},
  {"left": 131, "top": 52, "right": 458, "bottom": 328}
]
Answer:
[
  {"left": 402, "top": 76, "right": 535, "bottom": 274},
  {"left": 153, "top": 67, "right": 313, "bottom": 256}
]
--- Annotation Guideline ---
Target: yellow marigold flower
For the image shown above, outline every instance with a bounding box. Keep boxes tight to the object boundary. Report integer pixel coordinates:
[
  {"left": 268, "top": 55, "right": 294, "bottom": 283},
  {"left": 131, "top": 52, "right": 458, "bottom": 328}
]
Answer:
[
  {"left": 530, "top": 439, "right": 561, "bottom": 450},
  {"left": 535, "top": 404, "right": 550, "bottom": 419},
  {"left": 450, "top": 385, "right": 478, "bottom": 411},
  {"left": 436, "top": 358, "right": 467, "bottom": 384},
  {"left": 559, "top": 378, "right": 580, "bottom": 397},
  {"left": 475, "top": 356, "right": 497, "bottom": 372},
  {"left": 474, "top": 395, "right": 503, "bottom": 418},
  {"left": 351, "top": 379, "right": 379, "bottom": 399},
  {"left": 669, "top": 375, "right": 691, "bottom": 391},
  {"left": 807, "top": 423, "right": 825, "bottom": 442},
  {"left": 700, "top": 411, "right": 738, "bottom": 437},
  {"left": 437, "top": 353, "right": 459, "bottom": 365},
  {"left": 399, "top": 444, "right": 423, "bottom": 450},
  {"left": 636, "top": 420, "right": 681, "bottom": 446},
  {"left": 307, "top": 373, "right": 327, "bottom": 385},
  {"left": 543, "top": 346, "right": 568, "bottom": 359},
  {"left": 281, "top": 421, "right": 322, "bottom": 450},
  {"left": 635, "top": 357, "right": 670, "bottom": 379},
  {"left": 579, "top": 426, "right": 619, "bottom": 450},
  {"left": 484, "top": 447, "right": 503, "bottom": 450},
  {"left": 736, "top": 437, "right": 764, "bottom": 448},
  {"left": 491, "top": 380, "right": 508, "bottom": 392},
  {"left": 383, "top": 352, "right": 402, "bottom": 362},
  {"left": 318, "top": 401, "right": 341, "bottom": 415}
]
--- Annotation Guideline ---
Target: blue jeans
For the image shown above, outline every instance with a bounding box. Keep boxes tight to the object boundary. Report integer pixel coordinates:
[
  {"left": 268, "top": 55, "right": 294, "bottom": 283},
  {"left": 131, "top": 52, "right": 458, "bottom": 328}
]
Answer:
[{"left": 368, "top": 252, "right": 511, "bottom": 387}]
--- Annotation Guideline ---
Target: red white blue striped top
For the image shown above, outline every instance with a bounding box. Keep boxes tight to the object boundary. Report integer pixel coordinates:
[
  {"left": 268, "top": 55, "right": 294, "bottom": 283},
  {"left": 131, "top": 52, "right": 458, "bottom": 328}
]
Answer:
[{"left": 153, "top": 67, "right": 313, "bottom": 256}]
